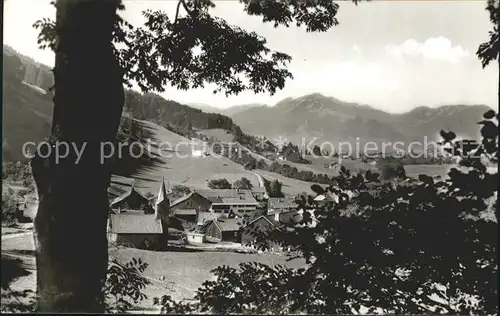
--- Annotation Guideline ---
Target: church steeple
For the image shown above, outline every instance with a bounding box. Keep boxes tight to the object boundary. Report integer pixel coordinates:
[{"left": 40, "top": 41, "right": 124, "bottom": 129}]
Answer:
[{"left": 154, "top": 176, "right": 170, "bottom": 220}]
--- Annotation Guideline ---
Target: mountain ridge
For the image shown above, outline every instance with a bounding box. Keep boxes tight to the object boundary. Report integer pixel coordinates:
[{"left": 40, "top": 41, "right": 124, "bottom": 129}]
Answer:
[
  {"left": 3, "top": 44, "right": 492, "bottom": 158},
  {"left": 230, "top": 92, "right": 492, "bottom": 147}
]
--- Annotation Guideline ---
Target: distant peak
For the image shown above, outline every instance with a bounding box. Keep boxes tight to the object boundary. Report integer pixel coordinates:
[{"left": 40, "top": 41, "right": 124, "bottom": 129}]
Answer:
[{"left": 305, "top": 92, "right": 326, "bottom": 98}]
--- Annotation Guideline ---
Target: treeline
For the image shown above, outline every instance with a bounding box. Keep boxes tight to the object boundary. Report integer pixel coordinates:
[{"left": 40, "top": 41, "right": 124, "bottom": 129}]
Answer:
[
  {"left": 123, "top": 90, "right": 276, "bottom": 153},
  {"left": 124, "top": 90, "right": 240, "bottom": 136},
  {"left": 3, "top": 45, "right": 54, "bottom": 92},
  {"left": 223, "top": 146, "right": 336, "bottom": 186},
  {"left": 279, "top": 142, "right": 311, "bottom": 164}
]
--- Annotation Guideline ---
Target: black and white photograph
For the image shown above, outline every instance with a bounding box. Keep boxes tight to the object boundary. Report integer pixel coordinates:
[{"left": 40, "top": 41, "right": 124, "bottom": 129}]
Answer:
[{"left": 1, "top": 0, "right": 499, "bottom": 313}]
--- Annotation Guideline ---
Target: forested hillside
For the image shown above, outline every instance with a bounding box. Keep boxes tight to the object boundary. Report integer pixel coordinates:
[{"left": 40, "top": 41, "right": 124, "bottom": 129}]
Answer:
[{"left": 3, "top": 45, "right": 270, "bottom": 162}]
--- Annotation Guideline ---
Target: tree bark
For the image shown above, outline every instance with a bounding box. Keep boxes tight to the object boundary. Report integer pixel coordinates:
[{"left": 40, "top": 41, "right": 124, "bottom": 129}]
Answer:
[{"left": 32, "top": 0, "right": 124, "bottom": 312}]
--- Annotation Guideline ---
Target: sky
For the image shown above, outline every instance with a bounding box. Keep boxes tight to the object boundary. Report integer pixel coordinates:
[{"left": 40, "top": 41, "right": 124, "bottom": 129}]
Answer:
[{"left": 3, "top": 0, "right": 498, "bottom": 113}]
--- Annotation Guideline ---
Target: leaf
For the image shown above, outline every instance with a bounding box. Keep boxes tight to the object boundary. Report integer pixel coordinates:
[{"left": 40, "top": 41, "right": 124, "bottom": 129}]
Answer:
[
  {"left": 479, "top": 121, "right": 498, "bottom": 139},
  {"left": 483, "top": 110, "right": 496, "bottom": 119},
  {"left": 439, "top": 130, "right": 456, "bottom": 142}
]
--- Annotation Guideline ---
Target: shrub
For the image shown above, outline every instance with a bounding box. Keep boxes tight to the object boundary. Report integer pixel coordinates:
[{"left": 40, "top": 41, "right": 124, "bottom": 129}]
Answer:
[
  {"left": 1, "top": 189, "right": 19, "bottom": 224},
  {"left": 376, "top": 158, "right": 406, "bottom": 180}
]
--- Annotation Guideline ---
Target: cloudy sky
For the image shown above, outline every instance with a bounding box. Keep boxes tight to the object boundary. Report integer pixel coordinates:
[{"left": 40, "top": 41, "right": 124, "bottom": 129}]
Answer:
[{"left": 4, "top": 0, "right": 498, "bottom": 113}]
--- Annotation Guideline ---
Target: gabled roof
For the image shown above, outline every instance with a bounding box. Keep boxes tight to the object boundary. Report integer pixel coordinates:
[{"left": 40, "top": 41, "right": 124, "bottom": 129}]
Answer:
[
  {"left": 212, "top": 218, "right": 244, "bottom": 232},
  {"left": 243, "top": 215, "right": 278, "bottom": 229},
  {"left": 195, "top": 189, "right": 258, "bottom": 205},
  {"left": 108, "top": 186, "right": 127, "bottom": 198},
  {"left": 268, "top": 197, "right": 298, "bottom": 210},
  {"left": 110, "top": 182, "right": 148, "bottom": 206},
  {"left": 109, "top": 212, "right": 163, "bottom": 234},
  {"left": 197, "top": 211, "right": 218, "bottom": 226},
  {"left": 314, "top": 193, "right": 340, "bottom": 203},
  {"left": 170, "top": 192, "right": 195, "bottom": 208}
]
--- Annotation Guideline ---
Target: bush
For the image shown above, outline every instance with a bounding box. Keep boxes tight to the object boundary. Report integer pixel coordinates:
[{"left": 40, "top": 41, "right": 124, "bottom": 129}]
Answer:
[
  {"left": 376, "top": 158, "right": 406, "bottom": 180},
  {"left": 1, "top": 189, "right": 19, "bottom": 224},
  {"left": 233, "top": 177, "right": 253, "bottom": 190},
  {"left": 208, "top": 179, "right": 231, "bottom": 189},
  {"left": 2, "top": 256, "right": 151, "bottom": 313}
]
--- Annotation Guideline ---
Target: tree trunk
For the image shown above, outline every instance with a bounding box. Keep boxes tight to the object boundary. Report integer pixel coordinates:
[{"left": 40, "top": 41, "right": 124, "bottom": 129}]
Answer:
[{"left": 32, "top": 0, "right": 124, "bottom": 312}]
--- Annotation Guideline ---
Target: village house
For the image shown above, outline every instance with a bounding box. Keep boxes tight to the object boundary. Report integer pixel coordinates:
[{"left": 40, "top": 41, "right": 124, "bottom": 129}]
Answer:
[
  {"left": 109, "top": 181, "right": 153, "bottom": 213},
  {"left": 251, "top": 187, "right": 267, "bottom": 201},
  {"left": 196, "top": 211, "right": 218, "bottom": 227},
  {"left": 196, "top": 189, "right": 259, "bottom": 217},
  {"left": 201, "top": 218, "right": 244, "bottom": 243},
  {"left": 107, "top": 178, "right": 171, "bottom": 249},
  {"left": 108, "top": 210, "right": 164, "bottom": 249},
  {"left": 314, "top": 193, "right": 338, "bottom": 208},
  {"left": 169, "top": 191, "right": 211, "bottom": 222},
  {"left": 267, "top": 197, "right": 299, "bottom": 215},
  {"left": 240, "top": 215, "right": 280, "bottom": 250}
]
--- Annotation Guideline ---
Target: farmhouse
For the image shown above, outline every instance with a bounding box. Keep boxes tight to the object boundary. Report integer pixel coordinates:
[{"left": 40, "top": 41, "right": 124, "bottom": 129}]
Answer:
[
  {"left": 108, "top": 211, "right": 164, "bottom": 249},
  {"left": 240, "top": 215, "right": 279, "bottom": 250},
  {"left": 314, "top": 193, "right": 338, "bottom": 207},
  {"left": 251, "top": 187, "right": 267, "bottom": 201},
  {"left": 202, "top": 218, "right": 244, "bottom": 243},
  {"left": 196, "top": 189, "right": 259, "bottom": 217},
  {"left": 196, "top": 211, "right": 218, "bottom": 227},
  {"left": 110, "top": 182, "right": 152, "bottom": 213},
  {"left": 107, "top": 177, "right": 171, "bottom": 249},
  {"left": 169, "top": 191, "right": 212, "bottom": 220},
  {"left": 267, "top": 197, "right": 299, "bottom": 215}
]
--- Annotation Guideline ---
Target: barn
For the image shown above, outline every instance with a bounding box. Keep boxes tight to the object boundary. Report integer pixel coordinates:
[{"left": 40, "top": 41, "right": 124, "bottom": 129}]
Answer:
[
  {"left": 240, "top": 215, "right": 279, "bottom": 250},
  {"left": 110, "top": 183, "right": 152, "bottom": 213},
  {"left": 108, "top": 211, "right": 165, "bottom": 249},
  {"left": 169, "top": 191, "right": 212, "bottom": 222},
  {"left": 202, "top": 218, "right": 243, "bottom": 243}
]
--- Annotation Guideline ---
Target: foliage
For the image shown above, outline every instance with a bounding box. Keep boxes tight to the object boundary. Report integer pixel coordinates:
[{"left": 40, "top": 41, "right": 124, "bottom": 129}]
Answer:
[
  {"left": 279, "top": 142, "right": 311, "bottom": 164},
  {"left": 154, "top": 111, "right": 498, "bottom": 314},
  {"left": 264, "top": 179, "right": 284, "bottom": 198},
  {"left": 232, "top": 177, "right": 253, "bottom": 190},
  {"left": 476, "top": 0, "right": 499, "bottom": 68},
  {"left": 104, "top": 257, "right": 151, "bottom": 313},
  {"left": 33, "top": 0, "right": 348, "bottom": 97},
  {"left": 1, "top": 256, "right": 151, "bottom": 313},
  {"left": 1, "top": 255, "right": 36, "bottom": 312},
  {"left": 207, "top": 178, "right": 232, "bottom": 189},
  {"left": 171, "top": 184, "right": 192, "bottom": 201},
  {"left": 376, "top": 158, "right": 407, "bottom": 180},
  {"left": 1, "top": 189, "right": 19, "bottom": 224},
  {"left": 224, "top": 147, "right": 336, "bottom": 186},
  {"left": 3, "top": 161, "right": 35, "bottom": 187},
  {"left": 123, "top": 90, "right": 241, "bottom": 137}
]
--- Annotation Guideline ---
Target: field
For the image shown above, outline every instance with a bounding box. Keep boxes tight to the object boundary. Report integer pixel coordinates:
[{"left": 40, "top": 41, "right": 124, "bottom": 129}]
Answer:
[
  {"left": 298, "top": 156, "right": 376, "bottom": 175},
  {"left": 111, "top": 120, "right": 262, "bottom": 196},
  {"left": 112, "top": 247, "right": 305, "bottom": 307},
  {"left": 2, "top": 231, "right": 305, "bottom": 311},
  {"left": 255, "top": 169, "right": 327, "bottom": 196},
  {"left": 403, "top": 164, "right": 456, "bottom": 179},
  {"left": 199, "top": 128, "right": 235, "bottom": 143}
]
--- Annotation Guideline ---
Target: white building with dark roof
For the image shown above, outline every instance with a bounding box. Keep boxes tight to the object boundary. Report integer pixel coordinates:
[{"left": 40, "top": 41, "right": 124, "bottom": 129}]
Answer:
[{"left": 195, "top": 189, "right": 259, "bottom": 216}]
